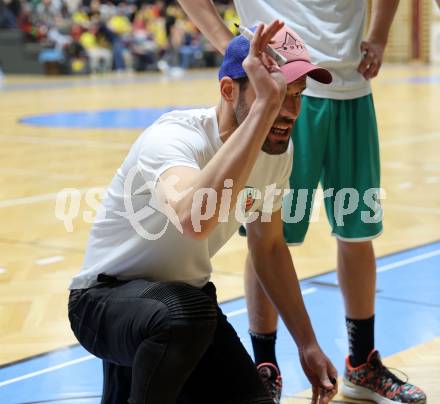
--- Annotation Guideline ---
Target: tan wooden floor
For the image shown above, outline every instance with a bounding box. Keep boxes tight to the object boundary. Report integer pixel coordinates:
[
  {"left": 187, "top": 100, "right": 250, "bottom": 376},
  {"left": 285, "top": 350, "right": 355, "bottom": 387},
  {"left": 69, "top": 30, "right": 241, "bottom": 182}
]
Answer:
[{"left": 0, "top": 65, "right": 439, "bottom": 401}]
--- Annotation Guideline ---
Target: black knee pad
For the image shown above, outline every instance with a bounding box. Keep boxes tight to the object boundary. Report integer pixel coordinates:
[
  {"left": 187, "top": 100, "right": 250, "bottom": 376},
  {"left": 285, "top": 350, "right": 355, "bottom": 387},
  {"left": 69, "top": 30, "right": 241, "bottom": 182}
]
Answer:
[{"left": 141, "top": 282, "right": 218, "bottom": 322}]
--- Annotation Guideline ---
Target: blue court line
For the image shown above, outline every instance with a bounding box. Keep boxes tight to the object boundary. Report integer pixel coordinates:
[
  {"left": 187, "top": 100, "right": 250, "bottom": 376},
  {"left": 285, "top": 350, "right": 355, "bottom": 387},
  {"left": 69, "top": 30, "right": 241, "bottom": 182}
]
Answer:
[{"left": 0, "top": 241, "right": 439, "bottom": 403}]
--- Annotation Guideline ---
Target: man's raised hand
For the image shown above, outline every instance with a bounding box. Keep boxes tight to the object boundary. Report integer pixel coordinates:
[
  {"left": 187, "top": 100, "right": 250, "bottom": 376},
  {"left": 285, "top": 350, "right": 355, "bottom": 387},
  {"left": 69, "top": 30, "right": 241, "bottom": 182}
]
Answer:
[{"left": 242, "top": 21, "right": 286, "bottom": 108}]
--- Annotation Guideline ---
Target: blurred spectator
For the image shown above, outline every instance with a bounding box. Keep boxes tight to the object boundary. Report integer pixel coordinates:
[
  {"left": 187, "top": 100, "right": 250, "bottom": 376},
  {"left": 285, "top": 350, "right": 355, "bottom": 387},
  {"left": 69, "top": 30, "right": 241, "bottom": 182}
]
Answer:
[
  {"left": 131, "top": 5, "right": 158, "bottom": 71},
  {"left": 98, "top": 0, "right": 115, "bottom": 22},
  {"left": 174, "top": 20, "right": 204, "bottom": 69},
  {"left": 5, "top": 0, "right": 21, "bottom": 20},
  {"left": 0, "top": 0, "right": 18, "bottom": 28},
  {"left": 106, "top": 2, "right": 132, "bottom": 69},
  {"left": 107, "top": 3, "right": 131, "bottom": 35},
  {"left": 2, "top": 0, "right": 230, "bottom": 75},
  {"left": 66, "top": 0, "right": 81, "bottom": 14},
  {"left": 72, "top": 6, "right": 90, "bottom": 28},
  {"left": 79, "top": 17, "right": 112, "bottom": 72},
  {"left": 32, "top": 0, "right": 63, "bottom": 32},
  {"left": 47, "top": 25, "right": 71, "bottom": 50},
  {"left": 64, "top": 40, "right": 89, "bottom": 74},
  {"left": 223, "top": 4, "right": 239, "bottom": 36}
]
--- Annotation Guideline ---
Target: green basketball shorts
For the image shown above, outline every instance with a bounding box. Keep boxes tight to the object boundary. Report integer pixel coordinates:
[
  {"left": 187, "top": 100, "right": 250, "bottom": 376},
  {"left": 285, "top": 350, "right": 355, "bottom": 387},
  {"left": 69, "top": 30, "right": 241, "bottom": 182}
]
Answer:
[{"left": 282, "top": 94, "right": 383, "bottom": 244}]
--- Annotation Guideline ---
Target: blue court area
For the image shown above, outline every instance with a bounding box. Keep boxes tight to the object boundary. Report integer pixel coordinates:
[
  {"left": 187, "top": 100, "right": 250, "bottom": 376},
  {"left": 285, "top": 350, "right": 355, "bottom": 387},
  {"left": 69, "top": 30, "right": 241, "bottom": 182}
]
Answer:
[
  {"left": 1, "top": 241, "right": 439, "bottom": 403},
  {"left": 20, "top": 107, "right": 200, "bottom": 129}
]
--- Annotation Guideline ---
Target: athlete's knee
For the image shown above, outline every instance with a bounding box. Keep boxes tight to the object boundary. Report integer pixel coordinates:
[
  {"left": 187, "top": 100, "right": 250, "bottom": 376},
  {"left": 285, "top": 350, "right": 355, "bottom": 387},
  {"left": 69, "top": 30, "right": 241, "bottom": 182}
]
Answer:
[
  {"left": 141, "top": 282, "right": 218, "bottom": 363},
  {"left": 337, "top": 238, "right": 373, "bottom": 254},
  {"left": 143, "top": 282, "right": 217, "bottom": 319},
  {"left": 143, "top": 282, "right": 218, "bottom": 338}
]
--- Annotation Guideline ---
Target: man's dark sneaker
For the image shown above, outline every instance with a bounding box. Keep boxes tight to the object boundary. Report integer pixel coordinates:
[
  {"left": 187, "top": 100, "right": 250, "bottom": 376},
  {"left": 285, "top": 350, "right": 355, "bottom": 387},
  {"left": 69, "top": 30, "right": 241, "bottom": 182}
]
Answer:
[{"left": 257, "top": 362, "right": 282, "bottom": 404}]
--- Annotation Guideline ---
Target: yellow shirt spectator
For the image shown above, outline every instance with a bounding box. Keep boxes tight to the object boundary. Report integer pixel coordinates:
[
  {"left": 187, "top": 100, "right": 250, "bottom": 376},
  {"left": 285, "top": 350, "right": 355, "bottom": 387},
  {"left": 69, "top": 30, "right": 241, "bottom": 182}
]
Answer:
[
  {"left": 108, "top": 15, "right": 132, "bottom": 35},
  {"left": 80, "top": 32, "right": 98, "bottom": 49},
  {"left": 224, "top": 7, "right": 240, "bottom": 36},
  {"left": 149, "top": 19, "right": 167, "bottom": 49},
  {"left": 72, "top": 10, "right": 90, "bottom": 27}
]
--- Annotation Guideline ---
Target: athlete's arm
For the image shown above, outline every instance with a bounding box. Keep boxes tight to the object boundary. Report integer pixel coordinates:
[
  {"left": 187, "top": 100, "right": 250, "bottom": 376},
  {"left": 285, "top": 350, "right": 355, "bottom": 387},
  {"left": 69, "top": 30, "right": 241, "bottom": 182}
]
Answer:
[
  {"left": 158, "top": 22, "right": 285, "bottom": 239},
  {"left": 358, "top": 0, "right": 400, "bottom": 79},
  {"left": 177, "top": 0, "right": 233, "bottom": 54},
  {"left": 247, "top": 210, "right": 337, "bottom": 403}
]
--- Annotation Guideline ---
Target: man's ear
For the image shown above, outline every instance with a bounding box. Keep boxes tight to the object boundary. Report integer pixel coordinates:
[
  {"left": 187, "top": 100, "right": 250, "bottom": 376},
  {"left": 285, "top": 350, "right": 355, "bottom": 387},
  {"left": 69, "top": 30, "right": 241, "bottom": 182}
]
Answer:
[{"left": 219, "top": 77, "right": 237, "bottom": 103}]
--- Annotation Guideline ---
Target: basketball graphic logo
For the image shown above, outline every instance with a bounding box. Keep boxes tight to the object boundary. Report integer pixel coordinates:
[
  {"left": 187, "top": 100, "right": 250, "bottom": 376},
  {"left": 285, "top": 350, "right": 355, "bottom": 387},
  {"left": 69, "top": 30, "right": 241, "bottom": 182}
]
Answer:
[{"left": 244, "top": 187, "right": 258, "bottom": 212}]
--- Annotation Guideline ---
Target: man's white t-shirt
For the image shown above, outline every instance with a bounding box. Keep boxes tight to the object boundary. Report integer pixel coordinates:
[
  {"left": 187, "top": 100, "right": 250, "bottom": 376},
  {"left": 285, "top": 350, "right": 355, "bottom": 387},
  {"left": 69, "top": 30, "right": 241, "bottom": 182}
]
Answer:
[
  {"left": 69, "top": 107, "right": 292, "bottom": 290},
  {"left": 234, "top": 0, "right": 371, "bottom": 100}
]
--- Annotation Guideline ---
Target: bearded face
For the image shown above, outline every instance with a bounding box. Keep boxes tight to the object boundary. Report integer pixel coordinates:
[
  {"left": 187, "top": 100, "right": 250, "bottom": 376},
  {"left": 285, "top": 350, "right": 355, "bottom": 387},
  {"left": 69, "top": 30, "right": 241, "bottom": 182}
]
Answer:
[{"left": 233, "top": 79, "right": 303, "bottom": 155}]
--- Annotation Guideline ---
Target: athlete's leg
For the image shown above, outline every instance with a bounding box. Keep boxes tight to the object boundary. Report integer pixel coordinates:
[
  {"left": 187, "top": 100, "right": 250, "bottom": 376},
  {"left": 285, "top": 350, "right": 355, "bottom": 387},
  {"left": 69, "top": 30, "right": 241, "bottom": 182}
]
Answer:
[
  {"left": 245, "top": 255, "right": 278, "bottom": 334},
  {"left": 243, "top": 257, "right": 290, "bottom": 403},
  {"left": 245, "top": 254, "right": 279, "bottom": 366},
  {"left": 101, "top": 361, "right": 132, "bottom": 404},
  {"left": 337, "top": 239, "right": 376, "bottom": 366},
  {"left": 68, "top": 279, "right": 218, "bottom": 404},
  {"left": 337, "top": 240, "right": 376, "bottom": 319},
  {"left": 321, "top": 95, "right": 382, "bottom": 366},
  {"left": 178, "top": 286, "right": 273, "bottom": 404},
  {"left": 324, "top": 97, "right": 426, "bottom": 402},
  {"left": 339, "top": 239, "right": 426, "bottom": 404}
]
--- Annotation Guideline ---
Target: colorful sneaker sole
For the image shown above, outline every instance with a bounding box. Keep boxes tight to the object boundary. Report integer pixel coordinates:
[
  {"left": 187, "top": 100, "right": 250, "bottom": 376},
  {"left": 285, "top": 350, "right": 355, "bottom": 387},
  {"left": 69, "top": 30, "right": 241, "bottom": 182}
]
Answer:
[{"left": 342, "top": 379, "right": 426, "bottom": 404}]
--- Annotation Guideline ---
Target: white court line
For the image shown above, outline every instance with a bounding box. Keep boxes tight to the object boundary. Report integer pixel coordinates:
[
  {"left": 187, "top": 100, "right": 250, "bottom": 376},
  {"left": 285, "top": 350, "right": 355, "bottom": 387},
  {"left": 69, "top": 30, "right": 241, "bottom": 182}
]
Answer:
[
  {"left": 301, "top": 287, "right": 317, "bottom": 296},
  {"left": 381, "top": 133, "right": 440, "bottom": 147},
  {"left": 0, "top": 355, "right": 95, "bottom": 388},
  {"left": 381, "top": 161, "right": 440, "bottom": 173},
  {"left": 36, "top": 256, "right": 65, "bottom": 266},
  {"left": 227, "top": 307, "right": 248, "bottom": 318},
  {"left": 426, "top": 176, "right": 440, "bottom": 184},
  {"left": 385, "top": 203, "right": 440, "bottom": 215},
  {"left": 397, "top": 182, "right": 413, "bottom": 190},
  {"left": 0, "top": 135, "right": 130, "bottom": 150},
  {"left": 377, "top": 248, "right": 440, "bottom": 273},
  {"left": 0, "top": 247, "right": 438, "bottom": 388},
  {"left": 383, "top": 161, "right": 411, "bottom": 170},
  {"left": 0, "top": 168, "right": 109, "bottom": 182},
  {"left": 382, "top": 161, "right": 440, "bottom": 172},
  {"left": 0, "top": 187, "right": 103, "bottom": 209},
  {"left": 0, "top": 192, "right": 63, "bottom": 209},
  {"left": 0, "top": 268, "right": 6, "bottom": 274}
]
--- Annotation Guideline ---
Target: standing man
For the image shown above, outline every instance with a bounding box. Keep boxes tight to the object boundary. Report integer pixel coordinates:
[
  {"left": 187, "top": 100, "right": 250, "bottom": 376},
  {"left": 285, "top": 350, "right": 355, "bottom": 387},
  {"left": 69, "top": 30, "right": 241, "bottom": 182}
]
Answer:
[
  {"left": 68, "top": 22, "right": 338, "bottom": 404},
  {"left": 177, "top": 1, "right": 427, "bottom": 403}
]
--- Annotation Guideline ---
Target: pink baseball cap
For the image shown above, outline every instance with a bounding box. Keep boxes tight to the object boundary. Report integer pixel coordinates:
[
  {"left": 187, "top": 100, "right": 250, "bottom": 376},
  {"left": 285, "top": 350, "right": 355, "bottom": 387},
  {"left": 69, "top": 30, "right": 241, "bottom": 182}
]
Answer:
[
  {"left": 219, "top": 25, "right": 332, "bottom": 85},
  {"left": 273, "top": 26, "right": 332, "bottom": 84}
]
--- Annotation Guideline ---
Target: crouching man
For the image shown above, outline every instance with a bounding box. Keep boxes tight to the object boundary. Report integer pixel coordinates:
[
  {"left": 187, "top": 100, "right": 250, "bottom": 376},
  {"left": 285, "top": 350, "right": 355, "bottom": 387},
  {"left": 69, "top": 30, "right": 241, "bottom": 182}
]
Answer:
[{"left": 68, "top": 21, "right": 336, "bottom": 404}]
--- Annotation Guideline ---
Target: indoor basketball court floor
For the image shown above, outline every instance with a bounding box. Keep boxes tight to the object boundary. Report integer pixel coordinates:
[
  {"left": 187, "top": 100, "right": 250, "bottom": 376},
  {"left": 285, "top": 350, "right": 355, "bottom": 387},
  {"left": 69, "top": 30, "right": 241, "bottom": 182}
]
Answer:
[{"left": 0, "top": 66, "right": 439, "bottom": 403}]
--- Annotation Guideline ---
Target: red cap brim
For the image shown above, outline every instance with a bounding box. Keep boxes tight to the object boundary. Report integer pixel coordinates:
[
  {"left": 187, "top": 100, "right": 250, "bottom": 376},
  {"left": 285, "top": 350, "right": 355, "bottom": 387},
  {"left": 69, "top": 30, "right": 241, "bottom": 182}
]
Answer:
[{"left": 281, "top": 60, "right": 332, "bottom": 84}]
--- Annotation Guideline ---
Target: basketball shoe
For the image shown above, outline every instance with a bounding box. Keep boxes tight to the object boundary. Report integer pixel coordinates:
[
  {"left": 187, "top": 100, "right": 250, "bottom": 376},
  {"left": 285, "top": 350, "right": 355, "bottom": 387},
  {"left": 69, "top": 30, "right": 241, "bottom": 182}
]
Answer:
[
  {"left": 257, "top": 362, "right": 282, "bottom": 404},
  {"left": 342, "top": 350, "right": 427, "bottom": 403}
]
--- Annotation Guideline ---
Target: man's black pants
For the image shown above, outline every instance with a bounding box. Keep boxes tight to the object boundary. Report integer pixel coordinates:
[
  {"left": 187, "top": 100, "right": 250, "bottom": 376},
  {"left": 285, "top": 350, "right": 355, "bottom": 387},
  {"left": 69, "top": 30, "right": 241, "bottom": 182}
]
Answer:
[{"left": 68, "top": 278, "right": 273, "bottom": 404}]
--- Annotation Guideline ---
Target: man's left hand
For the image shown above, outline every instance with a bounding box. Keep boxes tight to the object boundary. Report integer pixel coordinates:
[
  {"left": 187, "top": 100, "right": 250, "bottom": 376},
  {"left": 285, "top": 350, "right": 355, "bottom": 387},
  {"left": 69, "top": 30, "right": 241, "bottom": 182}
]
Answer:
[
  {"left": 299, "top": 342, "right": 338, "bottom": 404},
  {"left": 357, "top": 40, "right": 386, "bottom": 80}
]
